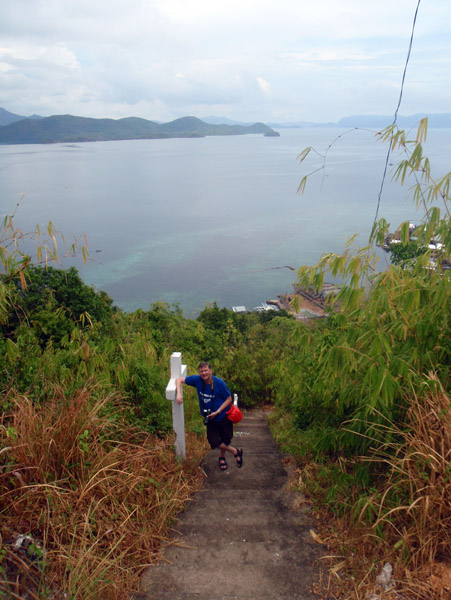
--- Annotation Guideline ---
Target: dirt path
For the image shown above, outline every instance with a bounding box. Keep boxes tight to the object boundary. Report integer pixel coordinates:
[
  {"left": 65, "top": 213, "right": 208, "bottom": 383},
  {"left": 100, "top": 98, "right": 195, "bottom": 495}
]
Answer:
[{"left": 136, "top": 410, "right": 325, "bottom": 600}]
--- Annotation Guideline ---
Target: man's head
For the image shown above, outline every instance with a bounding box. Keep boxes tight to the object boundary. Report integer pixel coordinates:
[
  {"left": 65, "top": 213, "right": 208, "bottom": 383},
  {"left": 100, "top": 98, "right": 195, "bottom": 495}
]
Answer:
[{"left": 198, "top": 361, "right": 213, "bottom": 383}]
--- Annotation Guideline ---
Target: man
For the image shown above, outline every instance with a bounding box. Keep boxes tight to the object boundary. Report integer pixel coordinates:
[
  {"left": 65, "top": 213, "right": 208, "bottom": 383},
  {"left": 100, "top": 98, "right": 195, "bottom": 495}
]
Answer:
[{"left": 176, "top": 361, "right": 243, "bottom": 471}]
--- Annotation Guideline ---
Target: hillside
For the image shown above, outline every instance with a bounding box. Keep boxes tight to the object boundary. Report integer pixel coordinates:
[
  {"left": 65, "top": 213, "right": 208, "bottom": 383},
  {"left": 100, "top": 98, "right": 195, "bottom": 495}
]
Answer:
[{"left": 0, "top": 113, "right": 277, "bottom": 144}]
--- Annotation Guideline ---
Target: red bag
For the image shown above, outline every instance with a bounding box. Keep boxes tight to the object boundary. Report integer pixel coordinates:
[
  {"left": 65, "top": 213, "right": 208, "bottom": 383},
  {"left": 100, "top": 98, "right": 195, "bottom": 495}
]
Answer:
[{"left": 226, "top": 404, "right": 243, "bottom": 424}]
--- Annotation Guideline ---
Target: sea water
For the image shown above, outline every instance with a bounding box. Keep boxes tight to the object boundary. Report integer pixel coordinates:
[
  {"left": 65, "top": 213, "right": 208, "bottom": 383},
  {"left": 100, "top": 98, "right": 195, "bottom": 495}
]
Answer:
[{"left": 1, "top": 127, "right": 450, "bottom": 316}]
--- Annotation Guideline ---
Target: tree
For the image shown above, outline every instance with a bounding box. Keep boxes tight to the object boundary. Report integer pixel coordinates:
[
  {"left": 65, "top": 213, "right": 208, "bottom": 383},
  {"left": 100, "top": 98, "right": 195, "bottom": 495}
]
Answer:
[
  {"left": 388, "top": 240, "right": 426, "bottom": 267},
  {"left": 3, "top": 265, "right": 113, "bottom": 345},
  {"left": 0, "top": 204, "right": 89, "bottom": 325}
]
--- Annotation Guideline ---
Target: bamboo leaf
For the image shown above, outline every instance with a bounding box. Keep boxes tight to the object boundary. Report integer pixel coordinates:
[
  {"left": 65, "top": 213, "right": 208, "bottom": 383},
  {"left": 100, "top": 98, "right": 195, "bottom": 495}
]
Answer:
[
  {"left": 297, "top": 147, "right": 312, "bottom": 163},
  {"left": 400, "top": 221, "right": 410, "bottom": 244},
  {"left": 416, "top": 117, "right": 428, "bottom": 144},
  {"left": 19, "top": 269, "right": 27, "bottom": 290},
  {"left": 5, "top": 339, "right": 19, "bottom": 363},
  {"left": 297, "top": 175, "right": 308, "bottom": 194}
]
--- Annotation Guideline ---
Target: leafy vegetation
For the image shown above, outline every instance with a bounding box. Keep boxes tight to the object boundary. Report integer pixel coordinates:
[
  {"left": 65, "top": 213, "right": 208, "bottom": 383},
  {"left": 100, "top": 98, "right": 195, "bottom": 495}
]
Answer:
[
  {"left": 0, "top": 219, "right": 296, "bottom": 597},
  {"left": 388, "top": 239, "right": 426, "bottom": 266},
  {"left": 268, "top": 118, "right": 450, "bottom": 598}
]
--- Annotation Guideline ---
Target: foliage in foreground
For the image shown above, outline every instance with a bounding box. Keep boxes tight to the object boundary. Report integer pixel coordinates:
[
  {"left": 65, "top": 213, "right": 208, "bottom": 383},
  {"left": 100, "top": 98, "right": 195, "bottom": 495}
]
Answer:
[
  {"left": 364, "top": 378, "right": 451, "bottom": 573},
  {"left": 0, "top": 386, "right": 208, "bottom": 599},
  {"left": 270, "top": 379, "right": 451, "bottom": 600},
  {"left": 268, "top": 119, "right": 451, "bottom": 598},
  {"left": 0, "top": 221, "right": 295, "bottom": 598}
]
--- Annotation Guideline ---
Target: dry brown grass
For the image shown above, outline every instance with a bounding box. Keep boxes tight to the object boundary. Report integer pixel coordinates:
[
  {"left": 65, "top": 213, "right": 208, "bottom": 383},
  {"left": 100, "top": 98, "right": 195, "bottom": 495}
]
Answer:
[
  {"left": 369, "top": 381, "right": 451, "bottom": 570},
  {"left": 0, "top": 386, "right": 208, "bottom": 599},
  {"left": 296, "top": 378, "right": 451, "bottom": 600}
]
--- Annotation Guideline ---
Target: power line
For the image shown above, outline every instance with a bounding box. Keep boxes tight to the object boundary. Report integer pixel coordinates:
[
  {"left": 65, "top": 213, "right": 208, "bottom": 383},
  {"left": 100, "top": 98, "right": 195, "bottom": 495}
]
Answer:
[{"left": 372, "top": 0, "right": 422, "bottom": 227}]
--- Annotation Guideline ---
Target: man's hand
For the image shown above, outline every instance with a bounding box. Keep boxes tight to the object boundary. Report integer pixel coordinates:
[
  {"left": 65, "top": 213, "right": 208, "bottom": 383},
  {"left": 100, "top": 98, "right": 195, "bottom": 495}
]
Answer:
[{"left": 175, "top": 376, "right": 185, "bottom": 404}]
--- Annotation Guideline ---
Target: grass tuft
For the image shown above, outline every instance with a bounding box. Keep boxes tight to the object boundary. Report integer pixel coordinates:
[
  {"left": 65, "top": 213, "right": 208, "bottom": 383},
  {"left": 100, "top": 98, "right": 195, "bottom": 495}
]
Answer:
[
  {"left": 0, "top": 385, "right": 208, "bottom": 599},
  {"left": 270, "top": 376, "right": 451, "bottom": 599}
]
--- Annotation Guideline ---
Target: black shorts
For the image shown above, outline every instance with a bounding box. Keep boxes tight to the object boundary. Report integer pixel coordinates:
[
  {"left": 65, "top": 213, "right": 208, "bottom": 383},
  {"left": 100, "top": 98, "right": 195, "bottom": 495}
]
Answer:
[{"left": 206, "top": 417, "right": 233, "bottom": 449}]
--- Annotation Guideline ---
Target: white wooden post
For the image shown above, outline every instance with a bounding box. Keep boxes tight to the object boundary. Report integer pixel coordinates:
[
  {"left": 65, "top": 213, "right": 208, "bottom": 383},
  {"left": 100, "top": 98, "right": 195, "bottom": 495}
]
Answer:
[
  {"left": 165, "top": 352, "right": 187, "bottom": 460},
  {"left": 233, "top": 393, "right": 238, "bottom": 406}
]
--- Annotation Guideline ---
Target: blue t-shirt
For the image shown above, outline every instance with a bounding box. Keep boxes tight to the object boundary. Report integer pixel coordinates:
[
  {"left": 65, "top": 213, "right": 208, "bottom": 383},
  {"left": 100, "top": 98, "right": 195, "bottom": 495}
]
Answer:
[{"left": 184, "top": 375, "right": 231, "bottom": 422}]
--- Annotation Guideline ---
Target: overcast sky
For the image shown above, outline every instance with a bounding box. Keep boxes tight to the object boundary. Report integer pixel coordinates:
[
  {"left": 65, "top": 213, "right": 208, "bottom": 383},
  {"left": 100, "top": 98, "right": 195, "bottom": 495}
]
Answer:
[{"left": 0, "top": 0, "right": 449, "bottom": 123}]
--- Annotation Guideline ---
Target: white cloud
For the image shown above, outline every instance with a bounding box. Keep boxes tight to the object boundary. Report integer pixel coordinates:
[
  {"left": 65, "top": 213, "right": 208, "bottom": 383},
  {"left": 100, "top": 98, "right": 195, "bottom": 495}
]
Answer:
[
  {"left": 257, "top": 77, "right": 270, "bottom": 93},
  {"left": 0, "top": 0, "right": 450, "bottom": 122},
  {"left": 278, "top": 50, "right": 375, "bottom": 64},
  {"left": 0, "top": 43, "right": 80, "bottom": 73}
]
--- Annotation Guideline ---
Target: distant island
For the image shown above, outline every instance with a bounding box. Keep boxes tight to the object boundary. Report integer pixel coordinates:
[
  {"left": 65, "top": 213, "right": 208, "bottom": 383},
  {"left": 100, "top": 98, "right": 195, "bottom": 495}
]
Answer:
[
  {"left": 267, "top": 113, "right": 451, "bottom": 129},
  {"left": 2, "top": 105, "right": 450, "bottom": 145},
  {"left": 203, "top": 112, "right": 451, "bottom": 129},
  {"left": 0, "top": 108, "right": 278, "bottom": 145}
]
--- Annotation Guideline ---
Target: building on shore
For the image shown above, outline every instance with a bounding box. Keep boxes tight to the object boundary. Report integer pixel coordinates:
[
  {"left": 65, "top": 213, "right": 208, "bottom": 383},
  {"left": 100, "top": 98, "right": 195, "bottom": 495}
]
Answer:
[
  {"left": 232, "top": 284, "right": 340, "bottom": 319},
  {"left": 267, "top": 283, "right": 340, "bottom": 320}
]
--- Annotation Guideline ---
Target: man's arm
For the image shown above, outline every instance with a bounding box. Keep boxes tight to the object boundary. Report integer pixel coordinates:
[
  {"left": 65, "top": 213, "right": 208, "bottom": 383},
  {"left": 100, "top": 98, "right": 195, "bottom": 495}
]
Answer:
[
  {"left": 175, "top": 376, "right": 186, "bottom": 404},
  {"left": 208, "top": 394, "right": 232, "bottom": 419}
]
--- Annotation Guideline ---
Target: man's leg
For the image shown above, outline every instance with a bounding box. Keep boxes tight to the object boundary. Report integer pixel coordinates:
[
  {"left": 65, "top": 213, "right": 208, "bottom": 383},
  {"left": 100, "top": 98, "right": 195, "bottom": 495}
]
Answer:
[
  {"left": 218, "top": 442, "right": 236, "bottom": 457},
  {"left": 218, "top": 443, "right": 243, "bottom": 467}
]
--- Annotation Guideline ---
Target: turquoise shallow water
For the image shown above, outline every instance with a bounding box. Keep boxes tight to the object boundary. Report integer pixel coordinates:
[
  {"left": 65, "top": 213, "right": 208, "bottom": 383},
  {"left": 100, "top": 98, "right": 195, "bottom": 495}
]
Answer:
[{"left": 1, "top": 127, "right": 449, "bottom": 316}]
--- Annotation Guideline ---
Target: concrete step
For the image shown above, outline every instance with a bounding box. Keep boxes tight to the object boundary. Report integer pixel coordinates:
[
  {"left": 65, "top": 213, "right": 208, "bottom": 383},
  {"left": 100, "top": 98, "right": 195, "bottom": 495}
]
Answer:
[{"left": 136, "top": 410, "right": 325, "bottom": 600}]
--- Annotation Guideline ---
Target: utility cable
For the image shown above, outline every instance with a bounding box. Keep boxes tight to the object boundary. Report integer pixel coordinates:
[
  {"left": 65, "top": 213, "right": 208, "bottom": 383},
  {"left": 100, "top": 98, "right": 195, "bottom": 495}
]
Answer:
[{"left": 372, "top": 0, "right": 422, "bottom": 227}]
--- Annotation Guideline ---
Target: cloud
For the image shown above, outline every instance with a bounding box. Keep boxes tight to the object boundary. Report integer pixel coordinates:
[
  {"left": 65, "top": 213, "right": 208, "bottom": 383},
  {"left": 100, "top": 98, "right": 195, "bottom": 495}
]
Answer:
[
  {"left": 0, "top": 1, "right": 450, "bottom": 122},
  {"left": 278, "top": 50, "right": 375, "bottom": 64},
  {"left": 257, "top": 77, "right": 270, "bottom": 93},
  {"left": 0, "top": 43, "right": 80, "bottom": 76}
]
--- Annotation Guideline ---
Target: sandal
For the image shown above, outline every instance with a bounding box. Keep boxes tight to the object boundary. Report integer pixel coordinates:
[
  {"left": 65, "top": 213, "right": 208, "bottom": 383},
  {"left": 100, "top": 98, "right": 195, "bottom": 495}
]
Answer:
[
  {"left": 219, "top": 457, "right": 228, "bottom": 471},
  {"left": 235, "top": 448, "right": 243, "bottom": 468}
]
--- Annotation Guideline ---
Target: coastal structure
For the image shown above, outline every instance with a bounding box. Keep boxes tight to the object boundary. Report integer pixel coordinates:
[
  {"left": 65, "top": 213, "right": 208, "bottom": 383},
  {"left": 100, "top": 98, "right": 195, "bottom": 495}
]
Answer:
[
  {"left": 267, "top": 283, "right": 340, "bottom": 320},
  {"left": 232, "top": 285, "right": 339, "bottom": 319},
  {"left": 380, "top": 222, "right": 417, "bottom": 250},
  {"left": 252, "top": 302, "right": 279, "bottom": 312},
  {"left": 231, "top": 306, "right": 247, "bottom": 313},
  {"left": 231, "top": 303, "right": 279, "bottom": 314}
]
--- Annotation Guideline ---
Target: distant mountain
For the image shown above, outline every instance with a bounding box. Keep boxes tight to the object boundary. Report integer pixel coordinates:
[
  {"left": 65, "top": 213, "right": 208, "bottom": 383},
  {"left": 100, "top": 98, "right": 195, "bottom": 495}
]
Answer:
[
  {"left": 337, "top": 113, "right": 451, "bottom": 128},
  {"left": 0, "top": 107, "right": 42, "bottom": 126},
  {"left": 268, "top": 113, "right": 451, "bottom": 129},
  {"left": 0, "top": 107, "right": 26, "bottom": 126},
  {"left": 202, "top": 115, "right": 255, "bottom": 126},
  {"left": 157, "top": 116, "right": 273, "bottom": 136},
  {"left": 267, "top": 120, "right": 337, "bottom": 129},
  {"left": 0, "top": 112, "right": 278, "bottom": 144}
]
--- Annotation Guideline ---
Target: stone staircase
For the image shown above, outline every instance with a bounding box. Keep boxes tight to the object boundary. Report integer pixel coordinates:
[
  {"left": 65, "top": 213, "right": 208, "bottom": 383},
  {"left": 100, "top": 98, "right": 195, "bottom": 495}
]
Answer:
[{"left": 135, "top": 410, "right": 324, "bottom": 600}]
